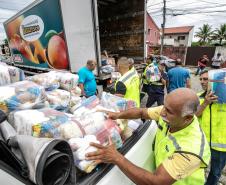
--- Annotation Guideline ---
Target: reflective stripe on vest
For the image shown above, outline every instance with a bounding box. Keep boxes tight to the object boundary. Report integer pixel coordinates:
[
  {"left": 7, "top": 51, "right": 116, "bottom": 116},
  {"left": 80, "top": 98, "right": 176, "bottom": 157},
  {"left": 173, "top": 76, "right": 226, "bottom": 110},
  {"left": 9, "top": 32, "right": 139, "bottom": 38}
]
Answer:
[
  {"left": 168, "top": 125, "right": 206, "bottom": 159},
  {"left": 168, "top": 135, "right": 181, "bottom": 151},
  {"left": 121, "top": 70, "right": 137, "bottom": 83}
]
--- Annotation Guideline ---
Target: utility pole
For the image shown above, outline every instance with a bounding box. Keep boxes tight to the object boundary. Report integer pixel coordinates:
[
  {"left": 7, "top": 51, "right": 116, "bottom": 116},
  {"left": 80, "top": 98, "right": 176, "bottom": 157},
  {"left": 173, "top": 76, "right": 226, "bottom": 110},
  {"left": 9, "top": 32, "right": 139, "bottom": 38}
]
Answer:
[{"left": 160, "top": 0, "right": 166, "bottom": 55}]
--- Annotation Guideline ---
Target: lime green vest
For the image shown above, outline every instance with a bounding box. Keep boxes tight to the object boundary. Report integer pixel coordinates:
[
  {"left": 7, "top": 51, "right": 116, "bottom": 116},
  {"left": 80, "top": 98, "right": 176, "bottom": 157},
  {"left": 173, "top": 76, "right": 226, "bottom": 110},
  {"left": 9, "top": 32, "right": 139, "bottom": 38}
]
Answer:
[
  {"left": 198, "top": 92, "right": 226, "bottom": 152},
  {"left": 115, "top": 69, "right": 140, "bottom": 107},
  {"left": 155, "top": 117, "right": 210, "bottom": 185}
]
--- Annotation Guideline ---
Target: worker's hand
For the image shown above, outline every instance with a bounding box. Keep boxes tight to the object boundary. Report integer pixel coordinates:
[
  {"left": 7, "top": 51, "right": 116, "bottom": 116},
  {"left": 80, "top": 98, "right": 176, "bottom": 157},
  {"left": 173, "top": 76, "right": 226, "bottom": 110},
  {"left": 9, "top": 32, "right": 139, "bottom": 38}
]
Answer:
[
  {"left": 204, "top": 91, "right": 218, "bottom": 105},
  {"left": 85, "top": 137, "right": 123, "bottom": 165},
  {"left": 98, "top": 110, "right": 120, "bottom": 120}
]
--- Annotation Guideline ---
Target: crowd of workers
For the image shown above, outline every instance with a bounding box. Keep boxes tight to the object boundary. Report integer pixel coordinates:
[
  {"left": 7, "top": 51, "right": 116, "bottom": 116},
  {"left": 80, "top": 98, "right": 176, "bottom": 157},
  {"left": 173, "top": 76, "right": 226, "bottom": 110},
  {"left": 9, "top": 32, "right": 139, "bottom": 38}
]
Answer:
[{"left": 74, "top": 54, "right": 226, "bottom": 185}]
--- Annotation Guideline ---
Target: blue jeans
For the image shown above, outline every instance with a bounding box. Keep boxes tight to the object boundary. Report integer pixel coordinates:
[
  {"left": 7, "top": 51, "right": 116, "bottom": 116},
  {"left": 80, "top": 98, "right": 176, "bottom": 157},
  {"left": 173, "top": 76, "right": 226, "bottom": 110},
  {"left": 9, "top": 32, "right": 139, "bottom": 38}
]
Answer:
[
  {"left": 195, "top": 66, "right": 205, "bottom": 75},
  {"left": 205, "top": 149, "right": 226, "bottom": 185}
]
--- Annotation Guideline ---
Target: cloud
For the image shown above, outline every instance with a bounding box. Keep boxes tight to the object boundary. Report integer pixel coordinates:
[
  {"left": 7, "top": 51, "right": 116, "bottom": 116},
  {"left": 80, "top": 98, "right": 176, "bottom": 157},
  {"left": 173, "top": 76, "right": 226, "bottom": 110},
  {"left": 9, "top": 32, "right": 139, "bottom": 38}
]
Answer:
[{"left": 0, "top": 0, "right": 35, "bottom": 40}]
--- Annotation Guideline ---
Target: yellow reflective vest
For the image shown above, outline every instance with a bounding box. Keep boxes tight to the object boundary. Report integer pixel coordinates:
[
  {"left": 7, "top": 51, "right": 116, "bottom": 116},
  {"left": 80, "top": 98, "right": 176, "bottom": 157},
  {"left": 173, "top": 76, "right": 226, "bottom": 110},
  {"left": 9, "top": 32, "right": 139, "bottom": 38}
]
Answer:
[
  {"left": 198, "top": 92, "right": 226, "bottom": 152},
  {"left": 155, "top": 117, "right": 210, "bottom": 185},
  {"left": 115, "top": 69, "right": 140, "bottom": 107}
]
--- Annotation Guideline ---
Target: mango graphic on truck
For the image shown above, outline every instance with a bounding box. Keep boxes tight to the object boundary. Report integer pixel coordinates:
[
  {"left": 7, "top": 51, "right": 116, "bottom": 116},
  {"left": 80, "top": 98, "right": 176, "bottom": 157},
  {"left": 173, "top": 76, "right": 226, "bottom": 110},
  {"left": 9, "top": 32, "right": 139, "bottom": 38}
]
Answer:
[{"left": 5, "top": 15, "right": 69, "bottom": 70}]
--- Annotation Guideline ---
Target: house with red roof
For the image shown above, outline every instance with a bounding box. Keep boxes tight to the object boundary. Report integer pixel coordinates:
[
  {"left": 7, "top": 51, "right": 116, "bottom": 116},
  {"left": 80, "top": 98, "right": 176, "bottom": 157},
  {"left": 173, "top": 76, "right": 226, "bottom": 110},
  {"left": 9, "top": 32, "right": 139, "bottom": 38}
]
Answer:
[{"left": 161, "top": 26, "right": 194, "bottom": 47}]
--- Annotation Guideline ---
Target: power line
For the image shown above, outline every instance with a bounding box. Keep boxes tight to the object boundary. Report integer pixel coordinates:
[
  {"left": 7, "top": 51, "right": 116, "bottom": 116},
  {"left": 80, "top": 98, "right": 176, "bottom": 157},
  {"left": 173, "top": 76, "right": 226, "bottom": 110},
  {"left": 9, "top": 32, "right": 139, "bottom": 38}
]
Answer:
[{"left": 160, "top": 0, "right": 166, "bottom": 55}]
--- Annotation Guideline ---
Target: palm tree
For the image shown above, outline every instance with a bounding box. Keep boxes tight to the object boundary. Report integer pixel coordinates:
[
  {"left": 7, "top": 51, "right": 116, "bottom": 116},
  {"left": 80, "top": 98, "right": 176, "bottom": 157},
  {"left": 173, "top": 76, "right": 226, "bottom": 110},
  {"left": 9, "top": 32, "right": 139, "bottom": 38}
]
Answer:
[
  {"left": 195, "top": 24, "right": 213, "bottom": 45},
  {"left": 212, "top": 24, "right": 226, "bottom": 45}
]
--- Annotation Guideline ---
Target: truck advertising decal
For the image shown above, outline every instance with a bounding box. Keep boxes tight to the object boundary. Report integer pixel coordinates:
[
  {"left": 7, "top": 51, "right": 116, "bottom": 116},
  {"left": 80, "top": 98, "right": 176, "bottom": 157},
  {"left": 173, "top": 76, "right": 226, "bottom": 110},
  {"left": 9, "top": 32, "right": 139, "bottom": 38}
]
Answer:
[{"left": 4, "top": 0, "right": 69, "bottom": 70}]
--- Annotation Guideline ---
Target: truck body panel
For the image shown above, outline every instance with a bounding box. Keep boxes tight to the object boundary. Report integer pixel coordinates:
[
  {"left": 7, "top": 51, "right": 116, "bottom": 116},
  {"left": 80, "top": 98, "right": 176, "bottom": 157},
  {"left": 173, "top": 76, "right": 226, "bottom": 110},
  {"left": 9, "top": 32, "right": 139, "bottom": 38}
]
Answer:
[{"left": 4, "top": 0, "right": 146, "bottom": 76}]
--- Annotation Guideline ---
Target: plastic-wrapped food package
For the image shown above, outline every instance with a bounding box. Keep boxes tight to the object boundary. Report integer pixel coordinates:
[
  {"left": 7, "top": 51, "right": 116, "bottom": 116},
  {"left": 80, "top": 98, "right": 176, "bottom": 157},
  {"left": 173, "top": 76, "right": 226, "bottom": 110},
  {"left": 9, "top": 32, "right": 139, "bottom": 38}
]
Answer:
[
  {"left": 58, "top": 72, "right": 79, "bottom": 91},
  {"left": 69, "top": 135, "right": 100, "bottom": 173},
  {"left": 0, "top": 64, "right": 11, "bottom": 86},
  {"left": 7, "top": 66, "right": 25, "bottom": 83},
  {"left": 146, "top": 64, "right": 161, "bottom": 82},
  {"left": 101, "top": 92, "right": 136, "bottom": 111},
  {"left": 69, "top": 124, "right": 122, "bottom": 173},
  {"left": 27, "top": 71, "right": 60, "bottom": 91},
  {"left": 71, "top": 95, "right": 100, "bottom": 115},
  {"left": 0, "top": 81, "right": 46, "bottom": 113},
  {"left": 209, "top": 68, "right": 226, "bottom": 103},
  {"left": 46, "top": 89, "right": 70, "bottom": 110},
  {"left": 100, "top": 65, "right": 115, "bottom": 74},
  {"left": 8, "top": 109, "right": 50, "bottom": 135}
]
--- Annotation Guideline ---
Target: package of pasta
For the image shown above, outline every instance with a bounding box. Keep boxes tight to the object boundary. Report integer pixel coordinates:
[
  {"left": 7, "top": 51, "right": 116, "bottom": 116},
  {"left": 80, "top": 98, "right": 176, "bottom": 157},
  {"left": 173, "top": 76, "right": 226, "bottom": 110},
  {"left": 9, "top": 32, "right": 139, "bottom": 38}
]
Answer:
[{"left": 0, "top": 81, "right": 46, "bottom": 113}]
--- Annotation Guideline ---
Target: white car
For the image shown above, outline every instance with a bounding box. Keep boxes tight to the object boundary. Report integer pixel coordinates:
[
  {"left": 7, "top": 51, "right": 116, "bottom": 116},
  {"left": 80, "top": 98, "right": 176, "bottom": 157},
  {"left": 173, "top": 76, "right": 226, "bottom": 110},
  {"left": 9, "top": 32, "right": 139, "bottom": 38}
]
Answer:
[{"left": 0, "top": 121, "right": 157, "bottom": 185}]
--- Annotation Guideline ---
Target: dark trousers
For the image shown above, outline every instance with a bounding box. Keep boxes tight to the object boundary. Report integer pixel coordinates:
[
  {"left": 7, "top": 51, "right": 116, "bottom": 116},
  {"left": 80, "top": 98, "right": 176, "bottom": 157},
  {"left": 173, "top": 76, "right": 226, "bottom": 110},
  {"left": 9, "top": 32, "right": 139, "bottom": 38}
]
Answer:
[
  {"left": 205, "top": 149, "right": 226, "bottom": 185},
  {"left": 140, "top": 84, "right": 148, "bottom": 101},
  {"left": 195, "top": 66, "right": 205, "bottom": 75},
  {"left": 146, "top": 94, "right": 164, "bottom": 107},
  {"left": 211, "top": 65, "right": 220, "bottom": 69}
]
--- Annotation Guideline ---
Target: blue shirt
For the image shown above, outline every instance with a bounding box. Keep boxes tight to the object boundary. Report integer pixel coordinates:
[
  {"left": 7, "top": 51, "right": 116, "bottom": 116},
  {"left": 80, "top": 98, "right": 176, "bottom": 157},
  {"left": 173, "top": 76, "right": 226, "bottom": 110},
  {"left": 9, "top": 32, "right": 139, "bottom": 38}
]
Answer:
[
  {"left": 78, "top": 67, "right": 97, "bottom": 97},
  {"left": 168, "top": 67, "right": 190, "bottom": 92}
]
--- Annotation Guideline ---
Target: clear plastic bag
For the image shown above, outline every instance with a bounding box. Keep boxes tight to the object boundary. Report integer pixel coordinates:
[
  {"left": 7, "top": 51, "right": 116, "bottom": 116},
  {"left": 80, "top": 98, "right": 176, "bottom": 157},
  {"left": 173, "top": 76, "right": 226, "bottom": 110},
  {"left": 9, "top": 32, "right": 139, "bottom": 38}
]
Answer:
[
  {"left": 209, "top": 68, "right": 226, "bottom": 103},
  {"left": 0, "top": 81, "right": 46, "bottom": 113}
]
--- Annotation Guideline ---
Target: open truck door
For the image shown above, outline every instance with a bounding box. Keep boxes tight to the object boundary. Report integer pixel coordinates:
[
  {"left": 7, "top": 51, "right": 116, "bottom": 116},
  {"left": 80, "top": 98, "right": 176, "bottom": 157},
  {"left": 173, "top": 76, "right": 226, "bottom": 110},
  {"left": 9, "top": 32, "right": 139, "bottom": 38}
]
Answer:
[{"left": 60, "top": 0, "right": 100, "bottom": 74}]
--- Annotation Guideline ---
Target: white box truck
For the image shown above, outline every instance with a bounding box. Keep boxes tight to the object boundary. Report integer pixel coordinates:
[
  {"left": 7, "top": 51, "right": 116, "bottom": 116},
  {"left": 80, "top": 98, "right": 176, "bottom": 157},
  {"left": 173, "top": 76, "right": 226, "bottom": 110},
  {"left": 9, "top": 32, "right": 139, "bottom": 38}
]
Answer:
[{"left": 4, "top": 0, "right": 148, "bottom": 81}]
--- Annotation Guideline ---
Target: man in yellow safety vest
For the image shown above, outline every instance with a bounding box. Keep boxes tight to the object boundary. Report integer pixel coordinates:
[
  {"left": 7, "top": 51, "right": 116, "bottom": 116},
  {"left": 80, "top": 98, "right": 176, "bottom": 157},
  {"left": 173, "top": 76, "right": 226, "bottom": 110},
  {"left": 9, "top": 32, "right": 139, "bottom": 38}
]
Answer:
[{"left": 86, "top": 88, "right": 210, "bottom": 185}]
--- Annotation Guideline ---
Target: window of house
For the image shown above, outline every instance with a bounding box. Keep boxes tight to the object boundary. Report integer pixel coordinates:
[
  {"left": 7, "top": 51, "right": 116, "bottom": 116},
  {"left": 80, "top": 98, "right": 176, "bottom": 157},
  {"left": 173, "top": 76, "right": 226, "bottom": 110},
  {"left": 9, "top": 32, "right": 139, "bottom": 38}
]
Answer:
[
  {"left": 148, "top": 28, "right": 151, "bottom": 35},
  {"left": 155, "top": 32, "right": 157, "bottom": 37},
  {"left": 178, "top": 36, "right": 185, "bottom": 40}
]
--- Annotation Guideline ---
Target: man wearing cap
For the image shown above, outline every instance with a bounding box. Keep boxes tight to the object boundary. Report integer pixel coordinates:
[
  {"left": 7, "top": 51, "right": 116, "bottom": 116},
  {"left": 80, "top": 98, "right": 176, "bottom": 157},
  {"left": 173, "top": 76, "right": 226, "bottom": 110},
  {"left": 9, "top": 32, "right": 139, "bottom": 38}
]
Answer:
[{"left": 146, "top": 60, "right": 168, "bottom": 107}]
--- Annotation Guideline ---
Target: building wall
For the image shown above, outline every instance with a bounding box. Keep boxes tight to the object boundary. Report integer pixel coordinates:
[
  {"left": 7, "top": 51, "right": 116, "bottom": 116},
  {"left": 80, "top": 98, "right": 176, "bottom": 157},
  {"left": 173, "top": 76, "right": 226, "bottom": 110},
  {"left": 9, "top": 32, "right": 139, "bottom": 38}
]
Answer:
[
  {"left": 187, "top": 28, "right": 194, "bottom": 46},
  {"left": 164, "top": 34, "right": 190, "bottom": 46},
  {"left": 146, "top": 14, "right": 160, "bottom": 46}
]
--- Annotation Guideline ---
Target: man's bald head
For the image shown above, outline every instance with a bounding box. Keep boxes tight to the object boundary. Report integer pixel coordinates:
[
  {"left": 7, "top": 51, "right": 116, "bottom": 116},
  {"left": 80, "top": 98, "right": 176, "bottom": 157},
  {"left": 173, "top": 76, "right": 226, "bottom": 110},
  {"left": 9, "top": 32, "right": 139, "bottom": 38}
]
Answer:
[
  {"left": 86, "top": 60, "right": 96, "bottom": 71},
  {"left": 166, "top": 88, "right": 200, "bottom": 116},
  {"left": 117, "top": 57, "right": 130, "bottom": 74}
]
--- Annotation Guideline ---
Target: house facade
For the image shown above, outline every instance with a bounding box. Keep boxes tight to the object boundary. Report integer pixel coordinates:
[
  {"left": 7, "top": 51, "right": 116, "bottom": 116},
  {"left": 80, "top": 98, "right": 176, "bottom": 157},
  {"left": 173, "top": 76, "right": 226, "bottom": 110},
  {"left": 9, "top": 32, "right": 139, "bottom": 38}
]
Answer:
[
  {"left": 146, "top": 13, "right": 160, "bottom": 46},
  {"left": 162, "top": 26, "right": 194, "bottom": 47}
]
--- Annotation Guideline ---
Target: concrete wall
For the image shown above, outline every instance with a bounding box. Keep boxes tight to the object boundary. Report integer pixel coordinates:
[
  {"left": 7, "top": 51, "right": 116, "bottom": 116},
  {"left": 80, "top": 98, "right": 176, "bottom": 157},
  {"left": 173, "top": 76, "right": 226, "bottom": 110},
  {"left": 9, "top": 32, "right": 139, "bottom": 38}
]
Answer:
[
  {"left": 187, "top": 28, "right": 194, "bottom": 47},
  {"left": 215, "top": 46, "right": 226, "bottom": 60}
]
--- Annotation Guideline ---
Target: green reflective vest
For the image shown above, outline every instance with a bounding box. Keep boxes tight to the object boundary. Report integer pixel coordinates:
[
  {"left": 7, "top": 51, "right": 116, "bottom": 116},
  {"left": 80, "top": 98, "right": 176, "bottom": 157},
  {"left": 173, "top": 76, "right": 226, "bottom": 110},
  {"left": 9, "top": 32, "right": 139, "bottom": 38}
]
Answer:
[
  {"left": 115, "top": 69, "right": 140, "bottom": 107},
  {"left": 155, "top": 117, "right": 210, "bottom": 185},
  {"left": 198, "top": 92, "right": 226, "bottom": 152}
]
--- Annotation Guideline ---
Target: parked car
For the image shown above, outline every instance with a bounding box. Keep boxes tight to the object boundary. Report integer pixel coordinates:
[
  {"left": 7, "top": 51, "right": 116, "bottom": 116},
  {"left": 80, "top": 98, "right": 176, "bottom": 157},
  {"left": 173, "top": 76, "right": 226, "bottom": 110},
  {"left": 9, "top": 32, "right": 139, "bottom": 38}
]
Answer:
[{"left": 151, "top": 55, "right": 176, "bottom": 71}]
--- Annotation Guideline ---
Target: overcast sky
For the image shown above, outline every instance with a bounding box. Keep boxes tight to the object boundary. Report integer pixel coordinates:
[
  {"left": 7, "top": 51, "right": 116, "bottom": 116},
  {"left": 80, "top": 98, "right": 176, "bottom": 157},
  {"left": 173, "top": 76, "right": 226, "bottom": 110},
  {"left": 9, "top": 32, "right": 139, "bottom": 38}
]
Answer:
[{"left": 0, "top": 0, "right": 226, "bottom": 41}]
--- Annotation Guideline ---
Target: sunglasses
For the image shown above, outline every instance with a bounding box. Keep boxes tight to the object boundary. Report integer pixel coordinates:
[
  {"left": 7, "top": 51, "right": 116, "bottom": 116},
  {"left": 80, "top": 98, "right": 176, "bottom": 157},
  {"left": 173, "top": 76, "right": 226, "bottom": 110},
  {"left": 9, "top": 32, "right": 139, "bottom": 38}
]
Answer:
[{"left": 199, "top": 77, "right": 208, "bottom": 81}]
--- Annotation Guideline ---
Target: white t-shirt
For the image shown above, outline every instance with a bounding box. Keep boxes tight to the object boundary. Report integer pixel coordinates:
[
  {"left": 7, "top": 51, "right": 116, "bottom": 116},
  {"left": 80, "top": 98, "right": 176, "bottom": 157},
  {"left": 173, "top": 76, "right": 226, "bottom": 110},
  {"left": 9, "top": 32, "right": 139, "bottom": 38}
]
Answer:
[{"left": 212, "top": 56, "right": 224, "bottom": 67}]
